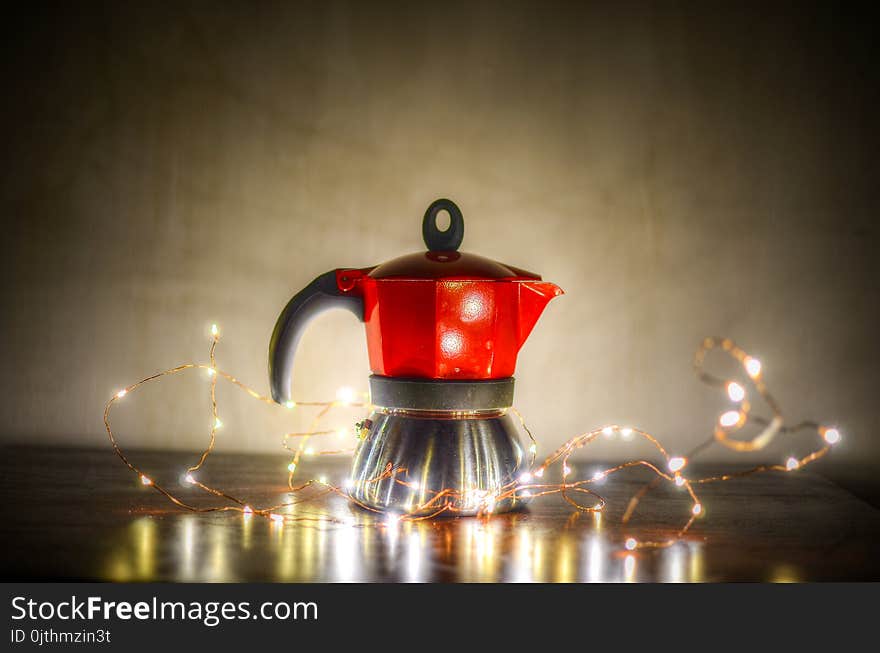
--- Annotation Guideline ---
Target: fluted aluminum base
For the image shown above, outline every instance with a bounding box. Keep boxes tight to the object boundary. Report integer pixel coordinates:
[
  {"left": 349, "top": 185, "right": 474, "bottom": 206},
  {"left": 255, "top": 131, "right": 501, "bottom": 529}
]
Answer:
[{"left": 349, "top": 410, "right": 527, "bottom": 516}]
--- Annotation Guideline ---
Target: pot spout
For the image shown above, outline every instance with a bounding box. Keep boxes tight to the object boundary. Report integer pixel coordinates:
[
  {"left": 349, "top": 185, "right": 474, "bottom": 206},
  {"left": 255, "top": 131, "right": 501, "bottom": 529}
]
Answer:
[{"left": 517, "top": 281, "right": 563, "bottom": 349}]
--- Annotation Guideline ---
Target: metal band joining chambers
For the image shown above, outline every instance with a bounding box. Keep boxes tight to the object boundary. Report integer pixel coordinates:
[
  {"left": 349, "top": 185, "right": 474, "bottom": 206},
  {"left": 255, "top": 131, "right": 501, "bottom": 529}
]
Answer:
[{"left": 369, "top": 376, "right": 515, "bottom": 411}]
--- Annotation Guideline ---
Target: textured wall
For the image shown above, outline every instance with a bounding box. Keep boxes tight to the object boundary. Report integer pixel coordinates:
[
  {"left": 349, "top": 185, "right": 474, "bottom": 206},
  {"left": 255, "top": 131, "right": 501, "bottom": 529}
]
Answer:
[{"left": 1, "top": 2, "right": 876, "bottom": 474}]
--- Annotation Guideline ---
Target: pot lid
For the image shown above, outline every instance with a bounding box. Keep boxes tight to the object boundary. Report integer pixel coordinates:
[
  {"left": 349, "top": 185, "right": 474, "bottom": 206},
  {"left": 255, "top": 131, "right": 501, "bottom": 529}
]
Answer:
[{"left": 368, "top": 199, "right": 542, "bottom": 281}]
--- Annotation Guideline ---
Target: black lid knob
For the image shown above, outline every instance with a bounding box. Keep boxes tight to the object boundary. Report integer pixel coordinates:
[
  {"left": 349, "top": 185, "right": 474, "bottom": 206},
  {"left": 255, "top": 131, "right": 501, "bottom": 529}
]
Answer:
[{"left": 422, "top": 199, "right": 464, "bottom": 252}]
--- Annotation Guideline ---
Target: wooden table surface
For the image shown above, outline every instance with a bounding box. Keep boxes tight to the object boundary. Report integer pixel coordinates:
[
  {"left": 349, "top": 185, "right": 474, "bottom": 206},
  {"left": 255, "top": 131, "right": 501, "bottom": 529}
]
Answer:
[{"left": 2, "top": 445, "right": 878, "bottom": 582}]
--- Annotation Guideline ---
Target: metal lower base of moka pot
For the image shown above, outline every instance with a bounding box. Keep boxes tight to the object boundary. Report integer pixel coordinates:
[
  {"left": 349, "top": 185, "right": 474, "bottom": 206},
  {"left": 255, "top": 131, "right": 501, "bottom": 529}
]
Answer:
[{"left": 348, "top": 376, "right": 528, "bottom": 517}]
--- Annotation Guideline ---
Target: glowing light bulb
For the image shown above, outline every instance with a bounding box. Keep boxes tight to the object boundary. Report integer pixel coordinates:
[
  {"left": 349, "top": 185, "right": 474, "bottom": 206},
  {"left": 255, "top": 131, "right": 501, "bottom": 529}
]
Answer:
[
  {"left": 410, "top": 480, "right": 421, "bottom": 491},
  {"left": 719, "top": 410, "right": 741, "bottom": 428},
  {"left": 207, "top": 368, "right": 216, "bottom": 376},
  {"left": 786, "top": 457, "right": 799, "bottom": 471},
  {"left": 823, "top": 428, "right": 841, "bottom": 445},
  {"left": 668, "top": 457, "right": 687, "bottom": 473},
  {"left": 343, "top": 478, "right": 354, "bottom": 490},
  {"left": 744, "top": 356, "right": 762, "bottom": 379},
  {"left": 116, "top": 389, "right": 127, "bottom": 399},
  {"left": 270, "top": 513, "right": 283, "bottom": 523},
  {"left": 287, "top": 462, "right": 297, "bottom": 473},
  {"left": 675, "top": 474, "right": 685, "bottom": 487},
  {"left": 304, "top": 447, "right": 315, "bottom": 456},
  {"left": 214, "top": 418, "right": 223, "bottom": 429},
  {"left": 592, "top": 471, "right": 606, "bottom": 482},
  {"left": 602, "top": 426, "right": 614, "bottom": 437},
  {"left": 336, "top": 386, "right": 356, "bottom": 405},
  {"left": 243, "top": 505, "right": 253, "bottom": 516},
  {"left": 284, "top": 401, "right": 296, "bottom": 409},
  {"left": 210, "top": 324, "right": 219, "bottom": 337},
  {"left": 625, "top": 538, "right": 638, "bottom": 551},
  {"left": 386, "top": 513, "right": 400, "bottom": 528},
  {"left": 337, "top": 427, "right": 349, "bottom": 439},
  {"left": 620, "top": 427, "right": 634, "bottom": 439},
  {"left": 318, "top": 475, "right": 327, "bottom": 484},
  {"left": 534, "top": 468, "right": 544, "bottom": 478},
  {"left": 520, "top": 490, "right": 532, "bottom": 499},
  {"left": 140, "top": 475, "right": 152, "bottom": 486},
  {"left": 692, "top": 503, "right": 703, "bottom": 516},
  {"left": 726, "top": 381, "right": 745, "bottom": 403},
  {"left": 563, "top": 464, "right": 572, "bottom": 476},
  {"left": 518, "top": 472, "right": 532, "bottom": 484},
  {"left": 185, "top": 474, "right": 195, "bottom": 484},
  {"left": 528, "top": 443, "right": 537, "bottom": 455}
]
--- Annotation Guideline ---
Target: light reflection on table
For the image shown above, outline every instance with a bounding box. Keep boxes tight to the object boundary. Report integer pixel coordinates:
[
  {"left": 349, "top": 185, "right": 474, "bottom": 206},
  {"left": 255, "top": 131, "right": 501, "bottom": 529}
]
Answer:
[{"left": 103, "top": 504, "right": 707, "bottom": 583}]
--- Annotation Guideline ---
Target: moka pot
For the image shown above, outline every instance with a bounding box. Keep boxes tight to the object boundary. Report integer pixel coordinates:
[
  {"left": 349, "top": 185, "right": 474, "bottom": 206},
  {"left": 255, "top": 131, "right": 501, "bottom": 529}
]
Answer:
[{"left": 269, "top": 199, "right": 562, "bottom": 515}]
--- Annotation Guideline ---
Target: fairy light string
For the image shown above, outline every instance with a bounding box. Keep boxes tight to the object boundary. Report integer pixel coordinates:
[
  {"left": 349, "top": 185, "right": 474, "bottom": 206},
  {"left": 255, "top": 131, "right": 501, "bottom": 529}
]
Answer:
[{"left": 103, "top": 330, "right": 842, "bottom": 550}]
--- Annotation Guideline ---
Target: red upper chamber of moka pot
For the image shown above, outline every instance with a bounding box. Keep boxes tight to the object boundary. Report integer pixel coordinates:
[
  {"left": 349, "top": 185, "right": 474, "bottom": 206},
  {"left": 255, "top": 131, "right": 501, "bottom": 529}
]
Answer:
[{"left": 268, "top": 199, "right": 563, "bottom": 404}]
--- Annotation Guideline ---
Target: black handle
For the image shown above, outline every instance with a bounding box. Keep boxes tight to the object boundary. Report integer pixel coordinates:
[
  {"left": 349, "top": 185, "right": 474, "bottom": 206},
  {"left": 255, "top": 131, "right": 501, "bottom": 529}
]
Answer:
[
  {"left": 268, "top": 270, "right": 364, "bottom": 404},
  {"left": 422, "top": 198, "right": 464, "bottom": 251}
]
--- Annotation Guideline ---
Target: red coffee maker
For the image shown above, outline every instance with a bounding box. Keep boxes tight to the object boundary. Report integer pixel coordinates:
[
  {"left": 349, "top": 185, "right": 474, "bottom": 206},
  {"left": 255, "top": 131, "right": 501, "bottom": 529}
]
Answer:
[{"left": 269, "top": 199, "right": 562, "bottom": 515}]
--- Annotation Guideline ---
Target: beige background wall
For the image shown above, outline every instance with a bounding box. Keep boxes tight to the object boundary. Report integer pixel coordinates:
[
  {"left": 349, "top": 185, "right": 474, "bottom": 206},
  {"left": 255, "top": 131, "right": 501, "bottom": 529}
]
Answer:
[{"left": 2, "top": 2, "right": 876, "bottom": 475}]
